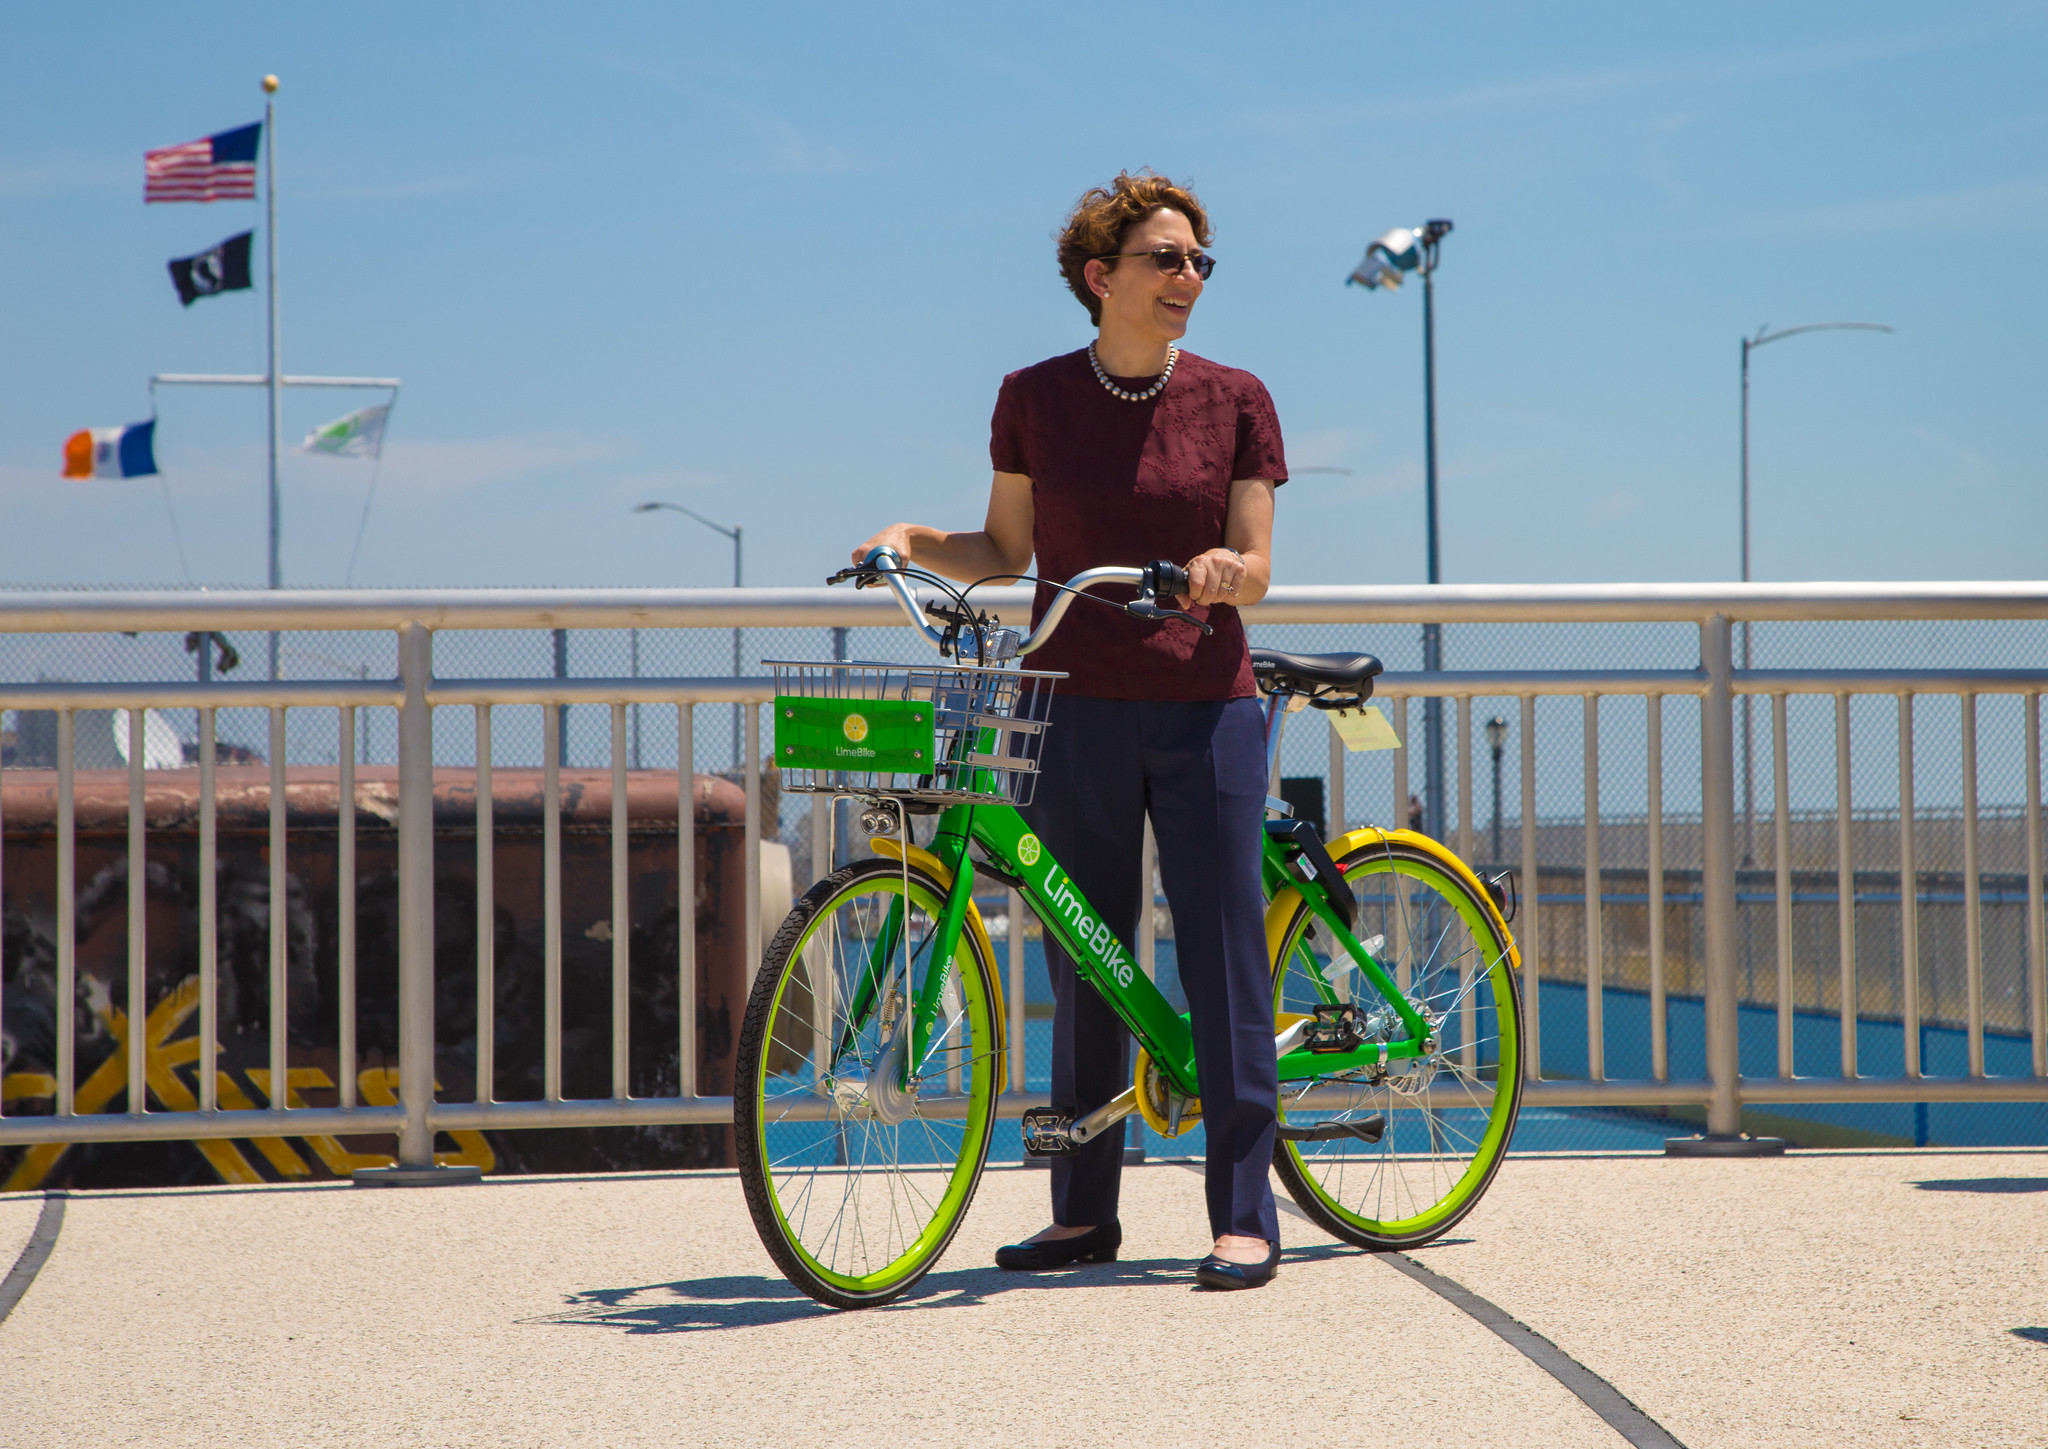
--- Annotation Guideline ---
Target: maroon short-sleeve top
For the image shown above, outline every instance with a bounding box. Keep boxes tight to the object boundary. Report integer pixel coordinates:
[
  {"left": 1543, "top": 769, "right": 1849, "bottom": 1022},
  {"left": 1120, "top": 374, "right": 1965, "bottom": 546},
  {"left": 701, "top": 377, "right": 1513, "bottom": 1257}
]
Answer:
[{"left": 989, "top": 348, "right": 1287, "bottom": 701}]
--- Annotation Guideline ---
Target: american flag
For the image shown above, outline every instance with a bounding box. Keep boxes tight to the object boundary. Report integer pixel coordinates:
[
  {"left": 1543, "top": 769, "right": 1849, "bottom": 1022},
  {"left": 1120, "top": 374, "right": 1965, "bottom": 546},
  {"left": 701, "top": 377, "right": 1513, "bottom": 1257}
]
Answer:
[{"left": 145, "top": 122, "right": 262, "bottom": 203}]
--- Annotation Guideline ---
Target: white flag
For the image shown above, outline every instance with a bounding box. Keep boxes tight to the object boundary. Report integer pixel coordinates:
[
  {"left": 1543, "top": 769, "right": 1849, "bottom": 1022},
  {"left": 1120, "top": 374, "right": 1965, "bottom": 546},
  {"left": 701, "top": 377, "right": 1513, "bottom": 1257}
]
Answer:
[{"left": 301, "top": 405, "right": 389, "bottom": 459}]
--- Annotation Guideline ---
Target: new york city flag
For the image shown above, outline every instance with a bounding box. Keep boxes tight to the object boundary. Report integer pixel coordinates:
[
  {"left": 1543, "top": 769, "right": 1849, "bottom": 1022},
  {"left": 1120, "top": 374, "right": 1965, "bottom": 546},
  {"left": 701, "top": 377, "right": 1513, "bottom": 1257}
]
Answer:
[{"left": 63, "top": 421, "right": 158, "bottom": 479}]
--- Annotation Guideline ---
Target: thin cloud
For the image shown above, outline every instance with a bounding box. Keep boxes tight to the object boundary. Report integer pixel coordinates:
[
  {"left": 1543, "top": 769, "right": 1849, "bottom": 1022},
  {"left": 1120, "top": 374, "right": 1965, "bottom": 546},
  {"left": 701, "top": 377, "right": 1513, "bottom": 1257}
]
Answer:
[
  {"left": 0, "top": 460, "right": 68, "bottom": 491},
  {"left": 1909, "top": 426, "right": 1997, "bottom": 480},
  {"left": 1758, "top": 173, "right": 2048, "bottom": 236},
  {"left": 579, "top": 50, "right": 870, "bottom": 174},
  {"left": 719, "top": 101, "right": 868, "bottom": 175},
  {"left": 334, "top": 434, "right": 619, "bottom": 495},
  {"left": 0, "top": 159, "right": 130, "bottom": 196},
  {"left": 298, "top": 175, "right": 493, "bottom": 201},
  {"left": 1230, "top": 15, "right": 2040, "bottom": 135},
  {"left": 1285, "top": 427, "right": 1364, "bottom": 472}
]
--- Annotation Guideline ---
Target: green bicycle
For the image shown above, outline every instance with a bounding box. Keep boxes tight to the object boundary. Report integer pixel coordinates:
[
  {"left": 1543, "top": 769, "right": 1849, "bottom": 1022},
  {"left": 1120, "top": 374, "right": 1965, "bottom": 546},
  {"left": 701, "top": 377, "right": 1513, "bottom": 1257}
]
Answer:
[{"left": 733, "top": 548, "right": 1523, "bottom": 1308}]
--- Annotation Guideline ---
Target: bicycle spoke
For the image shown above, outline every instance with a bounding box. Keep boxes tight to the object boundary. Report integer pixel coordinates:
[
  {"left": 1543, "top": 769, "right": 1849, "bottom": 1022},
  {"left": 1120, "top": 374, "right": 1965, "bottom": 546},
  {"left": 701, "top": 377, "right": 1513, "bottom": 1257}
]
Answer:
[
  {"left": 1274, "top": 842, "right": 1522, "bottom": 1248},
  {"left": 738, "top": 858, "right": 1000, "bottom": 1306}
]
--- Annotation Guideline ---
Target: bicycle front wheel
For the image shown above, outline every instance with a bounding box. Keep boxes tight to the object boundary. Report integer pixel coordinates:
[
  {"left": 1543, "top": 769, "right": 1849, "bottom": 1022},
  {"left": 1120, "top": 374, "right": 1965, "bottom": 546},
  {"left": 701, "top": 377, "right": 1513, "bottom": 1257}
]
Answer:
[
  {"left": 1269, "top": 833, "right": 1523, "bottom": 1249},
  {"left": 734, "top": 856, "right": 1003, "bottom": 1308}
]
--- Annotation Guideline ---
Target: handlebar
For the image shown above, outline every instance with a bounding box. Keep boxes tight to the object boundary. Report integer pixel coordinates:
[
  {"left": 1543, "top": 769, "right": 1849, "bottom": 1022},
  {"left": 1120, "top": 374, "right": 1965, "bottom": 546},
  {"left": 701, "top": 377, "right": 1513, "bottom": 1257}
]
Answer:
[{"left": 829, "top": 547, "right": 1213, "bottom": 661}]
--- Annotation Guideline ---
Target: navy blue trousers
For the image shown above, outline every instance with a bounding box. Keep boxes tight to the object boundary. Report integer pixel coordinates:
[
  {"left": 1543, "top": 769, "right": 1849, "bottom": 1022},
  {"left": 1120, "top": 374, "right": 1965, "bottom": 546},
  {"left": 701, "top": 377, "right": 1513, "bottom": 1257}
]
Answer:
[{"left": 1021, "top": 694, "right": 1280, "bottom": 1244}]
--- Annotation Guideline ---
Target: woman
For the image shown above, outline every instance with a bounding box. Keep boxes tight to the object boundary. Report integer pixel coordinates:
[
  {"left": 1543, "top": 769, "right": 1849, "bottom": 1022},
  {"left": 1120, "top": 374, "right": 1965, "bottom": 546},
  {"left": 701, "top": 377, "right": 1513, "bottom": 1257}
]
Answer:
[{"left": 854, "top": 170, "right": 1286, "bottom": 1289}]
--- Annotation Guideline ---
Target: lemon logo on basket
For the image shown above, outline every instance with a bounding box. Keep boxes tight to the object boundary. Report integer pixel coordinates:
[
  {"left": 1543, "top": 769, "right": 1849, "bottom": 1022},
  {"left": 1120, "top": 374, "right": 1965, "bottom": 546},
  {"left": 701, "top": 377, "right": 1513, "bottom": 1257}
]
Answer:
[
  {"left": 842, "top": 712, "right": 869, "bottom": 743},
  {"left": 1016, "top": 833, "right": 1042, "bottom": 866}
]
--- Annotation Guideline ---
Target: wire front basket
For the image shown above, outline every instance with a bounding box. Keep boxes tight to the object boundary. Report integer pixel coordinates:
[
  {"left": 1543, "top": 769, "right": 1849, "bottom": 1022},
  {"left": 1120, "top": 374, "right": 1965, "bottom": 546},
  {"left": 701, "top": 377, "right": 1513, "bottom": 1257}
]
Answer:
[{"left": 768, "top": 660, "right": 1060, "bottom": 807}]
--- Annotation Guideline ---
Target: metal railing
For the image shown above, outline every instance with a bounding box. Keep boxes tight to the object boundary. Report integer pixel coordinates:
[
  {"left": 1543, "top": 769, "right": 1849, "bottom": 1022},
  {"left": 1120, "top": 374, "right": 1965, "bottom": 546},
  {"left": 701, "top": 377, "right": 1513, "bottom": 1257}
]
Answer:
[{"left": 3, "top": 581, "right": 2046, "bottom": 1171}]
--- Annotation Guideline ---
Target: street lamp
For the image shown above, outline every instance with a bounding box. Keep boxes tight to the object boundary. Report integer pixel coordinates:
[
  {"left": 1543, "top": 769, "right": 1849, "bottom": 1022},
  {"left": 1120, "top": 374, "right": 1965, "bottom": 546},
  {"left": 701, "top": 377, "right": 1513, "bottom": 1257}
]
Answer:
[
  {"left": 1349, "top": 219, "right": 1453, "bottom": 839},
  {"left": 1737, "top": 321, "right": 1892, "bottom": 863},
  {"left": 1485, "top": 715, "right": 1508, "bottom": 864},
  {"left": 635, "top": 500, "right": 744, "bottom": 773}
]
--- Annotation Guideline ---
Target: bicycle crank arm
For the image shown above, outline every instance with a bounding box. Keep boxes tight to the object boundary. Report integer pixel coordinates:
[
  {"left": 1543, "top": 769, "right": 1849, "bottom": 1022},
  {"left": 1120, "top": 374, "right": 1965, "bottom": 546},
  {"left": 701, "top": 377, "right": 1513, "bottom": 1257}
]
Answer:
[
  {"left": 1274, "top": 1017, "right": 1314, "bottom": 1057},
  {"left": 1067, "top": 1086, "right": 1140, "bottom": 1145},
  {"left": 1277, "top": 1114, "right": 1386, "bottom": 1145},
  {"left": 1054, "top": 1027, "right": 1327, "bottom": 1148}
]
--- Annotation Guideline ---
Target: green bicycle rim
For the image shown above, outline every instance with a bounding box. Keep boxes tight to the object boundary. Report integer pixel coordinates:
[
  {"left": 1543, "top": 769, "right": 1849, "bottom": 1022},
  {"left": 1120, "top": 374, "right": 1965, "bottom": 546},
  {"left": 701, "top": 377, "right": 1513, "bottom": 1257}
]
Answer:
[
  {"left": 1272, "top": 840, "right": 1522, "bottom": 1247},
  {"left": 736, "top": 860, "right": 999, "bottom": 1305}
]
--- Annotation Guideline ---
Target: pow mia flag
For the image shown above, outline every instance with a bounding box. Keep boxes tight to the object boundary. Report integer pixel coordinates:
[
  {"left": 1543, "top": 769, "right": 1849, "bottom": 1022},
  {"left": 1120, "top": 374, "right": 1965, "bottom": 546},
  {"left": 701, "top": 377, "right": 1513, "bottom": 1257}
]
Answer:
[{"left": 167, "top": 231, "right": 253, "bottom": 307}]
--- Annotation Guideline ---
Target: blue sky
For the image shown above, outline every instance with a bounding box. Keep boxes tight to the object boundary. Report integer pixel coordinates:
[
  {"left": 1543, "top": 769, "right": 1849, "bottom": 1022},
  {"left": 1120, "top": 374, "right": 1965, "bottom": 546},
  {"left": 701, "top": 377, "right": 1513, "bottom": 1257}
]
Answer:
[{"left": 2, "top": 2, "right": 2043, "bottom": 591}]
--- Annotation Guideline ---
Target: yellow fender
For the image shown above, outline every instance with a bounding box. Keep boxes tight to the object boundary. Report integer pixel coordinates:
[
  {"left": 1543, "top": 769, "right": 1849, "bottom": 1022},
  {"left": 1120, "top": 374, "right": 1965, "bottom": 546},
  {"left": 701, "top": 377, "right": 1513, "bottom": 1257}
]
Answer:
[
  {"left": 1263, "top": 826, "right": 1521, "bottom": 975},
  {"left": 867, "top": 838, "right": 1008, "bottom": 1094}
]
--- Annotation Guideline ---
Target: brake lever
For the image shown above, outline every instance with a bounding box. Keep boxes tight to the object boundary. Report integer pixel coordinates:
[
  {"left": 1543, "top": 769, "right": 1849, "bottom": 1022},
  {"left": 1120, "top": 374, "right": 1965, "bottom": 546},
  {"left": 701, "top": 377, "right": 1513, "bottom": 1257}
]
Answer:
[
  {"left": 1126, "top": 600, "right": 1215, "bottom": 637},
  {"left": 1126, "top": 557, "right": 1212, "bottom": 635},
  {"left": 827, "top": 565, "right": 887, "bottom": 589}
]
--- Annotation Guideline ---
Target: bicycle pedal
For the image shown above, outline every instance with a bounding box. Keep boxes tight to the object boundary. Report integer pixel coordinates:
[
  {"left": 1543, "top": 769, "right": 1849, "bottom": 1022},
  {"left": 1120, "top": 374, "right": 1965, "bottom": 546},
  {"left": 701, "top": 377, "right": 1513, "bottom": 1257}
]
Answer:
[
  {"left": 1021, "top": 1107, "right": 1078, "bottom": 1157},
  {"left": 1278, "top": 1113, "right": 1386, "bottom": 1145},
  {"left": 1306, "top": 1002, "right": 1368, "bottom": 1053}
]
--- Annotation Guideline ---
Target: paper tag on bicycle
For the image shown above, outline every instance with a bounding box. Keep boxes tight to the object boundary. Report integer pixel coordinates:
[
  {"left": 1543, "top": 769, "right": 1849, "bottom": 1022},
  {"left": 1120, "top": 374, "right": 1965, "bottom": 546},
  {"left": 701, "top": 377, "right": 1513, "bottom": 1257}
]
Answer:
[{"left": 1329, "top": 706, "right": 1400, "bottom": 752}]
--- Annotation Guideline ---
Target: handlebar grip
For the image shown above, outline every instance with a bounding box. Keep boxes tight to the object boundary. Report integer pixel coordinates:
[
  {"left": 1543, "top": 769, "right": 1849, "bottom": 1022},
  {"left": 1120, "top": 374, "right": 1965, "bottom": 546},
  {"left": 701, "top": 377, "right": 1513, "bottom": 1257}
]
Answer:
[
  {"left": 1145, "top": 559, "right": 1190, "bottom": 600},
  {"left": 827, "top": 545, "right": 906, "bottom": 588}
]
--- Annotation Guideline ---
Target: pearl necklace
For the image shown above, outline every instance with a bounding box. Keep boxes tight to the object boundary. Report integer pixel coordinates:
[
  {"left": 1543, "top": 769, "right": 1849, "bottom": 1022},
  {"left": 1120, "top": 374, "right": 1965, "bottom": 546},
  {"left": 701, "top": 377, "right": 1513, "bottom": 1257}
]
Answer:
[{"left": 1088, "top": 341, "right": 1178, "bottom": 402}]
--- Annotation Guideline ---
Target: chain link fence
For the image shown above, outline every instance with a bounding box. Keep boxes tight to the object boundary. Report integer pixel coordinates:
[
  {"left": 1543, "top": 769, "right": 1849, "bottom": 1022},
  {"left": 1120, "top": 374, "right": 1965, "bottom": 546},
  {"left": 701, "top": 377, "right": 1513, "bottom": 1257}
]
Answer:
[{"left": 6, "top": 586, "right": 2046, "bottom": 1152}]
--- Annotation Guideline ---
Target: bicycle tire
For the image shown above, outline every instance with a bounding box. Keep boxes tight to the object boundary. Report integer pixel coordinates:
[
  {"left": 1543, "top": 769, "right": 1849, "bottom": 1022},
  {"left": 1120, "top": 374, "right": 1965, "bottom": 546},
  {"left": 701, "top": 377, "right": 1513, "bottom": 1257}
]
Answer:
[
  {"left": 1269, "top": 833, "right": 1523, "bottom": 1249},
  {"left": 734, "top": 856, "right": 1003, "bottom": 1308}
]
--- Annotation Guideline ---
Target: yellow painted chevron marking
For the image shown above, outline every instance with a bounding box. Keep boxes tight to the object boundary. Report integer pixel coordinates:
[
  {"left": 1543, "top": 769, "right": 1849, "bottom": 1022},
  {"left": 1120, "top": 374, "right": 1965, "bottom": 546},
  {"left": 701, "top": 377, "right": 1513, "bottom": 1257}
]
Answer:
[
  {"left": 1, "top": 973, "right": 268, "bottom": 1190},
  {"left": 212, "top": 1071, "right": 314, "bottom": 1178},
  {"left": 244, "top": 1068, "right": 394, "bottom": 1176},
  {"left": 139, "top": 1034, "right": 266, "bottom": 1186},
  {"left": 0, "top": 971, "right": 498, "bottom": 1189},
  {"left": 355, "top": 1069, "right": 495, "bottom": 1172},
  {"left": 2, "top": 1074, "right": 57, "bottom": 1104}
]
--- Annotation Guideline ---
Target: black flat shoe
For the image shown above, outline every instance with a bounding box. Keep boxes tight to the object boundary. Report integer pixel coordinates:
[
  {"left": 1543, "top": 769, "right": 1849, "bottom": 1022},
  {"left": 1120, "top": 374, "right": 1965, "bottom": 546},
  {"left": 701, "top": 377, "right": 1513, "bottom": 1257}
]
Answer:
[
  {"left": 1193, "top": 1239, "right": 1281, "bottom": 1291},
  {"left": 993, "top": 1220, "right": 1122, "bottom": 1271}
]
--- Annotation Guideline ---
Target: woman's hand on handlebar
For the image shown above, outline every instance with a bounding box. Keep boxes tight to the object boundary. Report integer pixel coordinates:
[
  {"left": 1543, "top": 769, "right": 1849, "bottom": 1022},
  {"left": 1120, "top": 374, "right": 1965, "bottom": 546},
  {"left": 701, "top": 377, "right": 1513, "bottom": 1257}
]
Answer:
[
  {"left": 1180, "top": 547, "right": 1251, "bottom": 608},
  {"left": 852, "top": 524, "right": 918, "bottom": 567}
]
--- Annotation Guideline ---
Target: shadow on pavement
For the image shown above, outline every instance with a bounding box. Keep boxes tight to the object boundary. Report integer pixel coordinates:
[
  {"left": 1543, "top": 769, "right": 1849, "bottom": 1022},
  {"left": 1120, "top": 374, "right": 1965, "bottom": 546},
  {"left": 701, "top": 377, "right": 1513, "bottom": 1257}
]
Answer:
[
  {"left": 531, "top": 1243, "right": 1372, "bottom": 1333},
  {"left": 524, "top": 1275, "right": 832, "bottom": 1333},
  {"left": 1912, "top": 1177, "right": 2048, "bottom": 1193},
  {"left": 2012, "top": 1328, "right": 2048, "bottom": 1345}
]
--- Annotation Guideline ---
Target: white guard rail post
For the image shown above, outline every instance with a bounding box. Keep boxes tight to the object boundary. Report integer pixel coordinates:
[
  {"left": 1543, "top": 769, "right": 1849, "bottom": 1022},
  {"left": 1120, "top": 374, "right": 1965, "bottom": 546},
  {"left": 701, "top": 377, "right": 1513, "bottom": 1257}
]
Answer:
[{"left": 1, "top": 582, "right": 2046, "bottom": 1175}]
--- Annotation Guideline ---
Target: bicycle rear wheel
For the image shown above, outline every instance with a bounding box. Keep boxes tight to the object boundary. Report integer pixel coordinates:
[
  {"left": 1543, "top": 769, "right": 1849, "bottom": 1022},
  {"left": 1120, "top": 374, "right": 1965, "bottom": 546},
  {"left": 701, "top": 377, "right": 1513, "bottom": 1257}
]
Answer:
[
  {"left": 1269, "top": 834, "right": 1522, "bottom": 1249},
  {"left": 734, "top": 856, "right": 1002, "bottom": 1308}
]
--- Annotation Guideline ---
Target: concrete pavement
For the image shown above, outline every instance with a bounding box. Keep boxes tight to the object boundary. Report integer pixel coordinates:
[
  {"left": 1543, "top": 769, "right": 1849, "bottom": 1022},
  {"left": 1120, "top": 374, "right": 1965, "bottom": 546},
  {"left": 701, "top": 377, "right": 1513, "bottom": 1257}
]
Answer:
[{"left": 2, "top": 1150, "right": 2044, "bottom": 1447}]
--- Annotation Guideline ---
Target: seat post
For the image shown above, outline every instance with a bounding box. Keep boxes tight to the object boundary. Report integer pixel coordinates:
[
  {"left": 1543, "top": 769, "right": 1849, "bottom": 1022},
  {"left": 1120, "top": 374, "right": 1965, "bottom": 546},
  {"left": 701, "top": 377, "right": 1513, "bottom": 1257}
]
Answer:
[{"left": 1263, "top": 689, "right": 1292, "bottom": 798}]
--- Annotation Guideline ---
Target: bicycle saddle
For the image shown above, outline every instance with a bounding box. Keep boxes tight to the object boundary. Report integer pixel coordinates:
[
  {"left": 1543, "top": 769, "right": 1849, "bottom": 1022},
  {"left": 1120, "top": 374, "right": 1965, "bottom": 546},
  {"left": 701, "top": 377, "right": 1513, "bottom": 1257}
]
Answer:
[{"left": 1250, "top": 649, "right": 1383, "bottom": 701}]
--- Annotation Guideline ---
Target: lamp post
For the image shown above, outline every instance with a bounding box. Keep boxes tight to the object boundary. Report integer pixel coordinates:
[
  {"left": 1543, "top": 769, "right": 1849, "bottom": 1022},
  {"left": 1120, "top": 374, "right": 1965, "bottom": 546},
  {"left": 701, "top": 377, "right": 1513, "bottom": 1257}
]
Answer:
[
  {"left": 1485, "top": 715, "right": 1508, "bottom": 864},
  {"left": 1738, "top": 321, "right": 1892, "bottom": 864},
  {"left": 635, "top": 500, "right": 744, "bottom": 771},
  {"left": 1349, "top": 219, "right": 1453, "bottom": 840}
]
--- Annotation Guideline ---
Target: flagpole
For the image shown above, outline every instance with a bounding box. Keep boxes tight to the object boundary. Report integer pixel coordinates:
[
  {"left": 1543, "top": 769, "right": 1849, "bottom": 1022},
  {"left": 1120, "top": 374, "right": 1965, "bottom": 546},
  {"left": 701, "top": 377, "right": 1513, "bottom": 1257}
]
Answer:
[{"left": 263, "top": 73, "right": 281, "bottom": 680}]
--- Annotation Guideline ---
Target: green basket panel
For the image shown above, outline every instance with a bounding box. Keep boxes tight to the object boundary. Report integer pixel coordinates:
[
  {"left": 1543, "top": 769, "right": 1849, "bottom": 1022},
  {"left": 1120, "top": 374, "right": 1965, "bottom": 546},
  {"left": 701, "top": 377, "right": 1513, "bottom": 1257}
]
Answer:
[{"left": 774, "top": 696, "right": 937, "bottom": 773}]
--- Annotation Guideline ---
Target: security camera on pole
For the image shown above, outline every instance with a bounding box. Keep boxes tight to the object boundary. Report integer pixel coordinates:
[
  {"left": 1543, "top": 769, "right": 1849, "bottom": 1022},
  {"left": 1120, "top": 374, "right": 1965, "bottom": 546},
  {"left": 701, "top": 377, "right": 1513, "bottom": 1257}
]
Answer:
[{"left": 1348, "top": 219, "right": 1453, "bottom": 840}]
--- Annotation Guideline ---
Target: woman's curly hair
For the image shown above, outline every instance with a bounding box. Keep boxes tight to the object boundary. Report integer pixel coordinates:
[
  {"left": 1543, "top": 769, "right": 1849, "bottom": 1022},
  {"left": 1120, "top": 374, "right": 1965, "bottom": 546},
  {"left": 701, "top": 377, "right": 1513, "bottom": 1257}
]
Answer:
[{"left": 1056, "top": 170, "right": 1212, "bottom": 326}]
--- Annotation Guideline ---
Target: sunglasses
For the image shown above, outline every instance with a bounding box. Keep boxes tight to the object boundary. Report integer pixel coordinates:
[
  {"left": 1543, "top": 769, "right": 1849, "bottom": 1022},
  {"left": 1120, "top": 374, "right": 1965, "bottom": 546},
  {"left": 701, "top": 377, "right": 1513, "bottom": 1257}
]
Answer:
[{"left": 1102, "top": 246, "right": 1216, "bottom": 280}]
